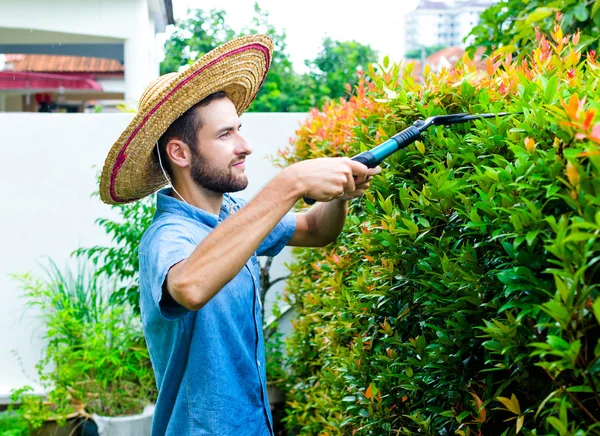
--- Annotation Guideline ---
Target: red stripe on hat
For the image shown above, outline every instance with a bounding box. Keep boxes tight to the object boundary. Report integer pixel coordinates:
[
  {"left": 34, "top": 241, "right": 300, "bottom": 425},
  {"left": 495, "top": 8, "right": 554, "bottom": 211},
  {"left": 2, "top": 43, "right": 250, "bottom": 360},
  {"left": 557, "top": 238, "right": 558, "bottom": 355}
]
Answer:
[{"left": 110, "top": 43, "right": 271, "bottom": 203}]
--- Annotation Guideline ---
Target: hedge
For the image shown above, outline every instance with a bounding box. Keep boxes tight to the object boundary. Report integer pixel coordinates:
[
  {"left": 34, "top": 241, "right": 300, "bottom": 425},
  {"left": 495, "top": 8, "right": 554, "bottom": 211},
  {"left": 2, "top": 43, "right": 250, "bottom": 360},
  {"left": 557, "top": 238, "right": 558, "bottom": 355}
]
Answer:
[{"left": 274, "top": 27, "right": 600, "bottom": 435}]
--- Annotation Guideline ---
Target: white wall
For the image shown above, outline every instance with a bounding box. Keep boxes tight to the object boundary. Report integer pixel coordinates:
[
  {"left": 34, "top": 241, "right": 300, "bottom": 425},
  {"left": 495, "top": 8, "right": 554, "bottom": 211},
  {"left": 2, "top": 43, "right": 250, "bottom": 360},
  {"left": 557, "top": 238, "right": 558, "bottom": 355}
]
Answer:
[
  {"left": 0, "top": 0, "right": 149, "bottom": 41},
  {"left": 0, "top": 111, "right": 308, "bottom": 403}
]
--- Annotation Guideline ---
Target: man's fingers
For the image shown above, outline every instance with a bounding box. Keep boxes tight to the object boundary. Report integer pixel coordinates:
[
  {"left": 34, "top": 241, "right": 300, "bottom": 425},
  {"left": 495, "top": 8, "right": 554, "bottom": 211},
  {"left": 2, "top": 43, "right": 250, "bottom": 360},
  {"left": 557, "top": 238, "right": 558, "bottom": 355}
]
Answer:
[{"left": 369, "top": 166, "right": 382, "bottom": 176}]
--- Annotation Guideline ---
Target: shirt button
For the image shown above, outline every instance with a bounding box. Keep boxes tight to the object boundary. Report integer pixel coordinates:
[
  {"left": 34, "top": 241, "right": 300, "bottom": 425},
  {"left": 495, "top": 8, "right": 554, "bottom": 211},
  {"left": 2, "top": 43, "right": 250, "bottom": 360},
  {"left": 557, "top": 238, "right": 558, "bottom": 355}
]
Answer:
[{"left": 257, "top": 360, "right": 261, "bottom": 367}]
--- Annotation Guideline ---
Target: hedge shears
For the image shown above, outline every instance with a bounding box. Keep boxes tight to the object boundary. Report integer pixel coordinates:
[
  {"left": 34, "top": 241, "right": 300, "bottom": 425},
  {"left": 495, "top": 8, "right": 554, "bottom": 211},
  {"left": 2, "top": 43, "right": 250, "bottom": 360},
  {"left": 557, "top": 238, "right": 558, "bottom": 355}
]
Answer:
[{"left": 304, "top": 112, "right": 521, "bottom": 204}]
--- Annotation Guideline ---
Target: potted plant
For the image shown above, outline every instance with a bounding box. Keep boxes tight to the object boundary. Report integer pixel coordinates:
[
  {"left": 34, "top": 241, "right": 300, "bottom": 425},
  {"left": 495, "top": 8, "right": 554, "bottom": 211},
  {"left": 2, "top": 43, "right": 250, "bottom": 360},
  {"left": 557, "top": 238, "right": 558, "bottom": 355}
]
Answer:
[
  {"left": 60, "top": 305, "right": 156, "bottom": 436},
  {"left": 8, "top": 386, "right": 82, "bottom": 436},
  {"left": 12, "top": 260, "right": 157, "bottom": 436}
]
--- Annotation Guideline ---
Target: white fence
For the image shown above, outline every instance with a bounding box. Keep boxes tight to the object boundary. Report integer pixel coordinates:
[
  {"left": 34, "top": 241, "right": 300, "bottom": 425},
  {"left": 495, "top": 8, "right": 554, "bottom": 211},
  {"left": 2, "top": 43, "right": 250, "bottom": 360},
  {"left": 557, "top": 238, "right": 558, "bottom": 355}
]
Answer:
[{"left": 0, "top": 111, "right": 308, "bottom": 403}]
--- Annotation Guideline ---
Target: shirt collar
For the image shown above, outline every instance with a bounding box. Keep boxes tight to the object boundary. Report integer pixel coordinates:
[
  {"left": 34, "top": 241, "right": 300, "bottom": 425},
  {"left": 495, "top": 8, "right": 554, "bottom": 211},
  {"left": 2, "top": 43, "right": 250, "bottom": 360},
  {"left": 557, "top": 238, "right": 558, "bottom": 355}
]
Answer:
[{"left": 155, "top": 188, "right": 239, "bottom": 227}]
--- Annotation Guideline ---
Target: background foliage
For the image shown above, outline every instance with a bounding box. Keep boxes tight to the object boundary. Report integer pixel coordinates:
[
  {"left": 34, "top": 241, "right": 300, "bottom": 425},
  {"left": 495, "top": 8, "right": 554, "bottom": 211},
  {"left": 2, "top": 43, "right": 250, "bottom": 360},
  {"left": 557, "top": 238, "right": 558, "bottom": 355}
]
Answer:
[
  {"left": 276, "top": 26, "right": 600, "bottom": 435},
  {"left": 75, "top": 195, "right": 155, "bottom": 314},
  {"left": 160, "top": 3, "right": 378, "bottom": 112},
  {"left": 467, "top": 0, "right": 600, "bottom": 56}
]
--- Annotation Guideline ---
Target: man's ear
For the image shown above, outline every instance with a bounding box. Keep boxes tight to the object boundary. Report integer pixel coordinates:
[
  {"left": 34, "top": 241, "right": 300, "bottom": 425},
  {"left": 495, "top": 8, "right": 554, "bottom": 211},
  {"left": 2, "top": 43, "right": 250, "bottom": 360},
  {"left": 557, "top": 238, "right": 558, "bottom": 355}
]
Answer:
[{"left": 166, "top": 139, "right": 191, "bottom": 170}]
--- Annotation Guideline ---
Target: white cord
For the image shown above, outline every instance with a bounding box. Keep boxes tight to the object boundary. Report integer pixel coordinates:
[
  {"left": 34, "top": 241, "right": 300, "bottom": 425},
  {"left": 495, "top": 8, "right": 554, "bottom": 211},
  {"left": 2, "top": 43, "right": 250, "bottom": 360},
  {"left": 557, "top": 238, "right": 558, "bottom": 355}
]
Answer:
[
  {"left": 156, "top": 142, "right": 188, "bottom": 204},
  {"left": 155, "top": 142, "right": 233, "bottom": 215}
]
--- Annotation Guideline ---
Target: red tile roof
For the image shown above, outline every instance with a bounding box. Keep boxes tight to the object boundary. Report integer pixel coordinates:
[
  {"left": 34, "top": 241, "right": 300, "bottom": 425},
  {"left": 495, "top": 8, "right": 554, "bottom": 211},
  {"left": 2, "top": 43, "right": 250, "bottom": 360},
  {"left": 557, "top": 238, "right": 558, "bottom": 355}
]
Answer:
[
  {"left": 427, "top": 46, "right": 466, "bottom": 64},
  {"left": 426, "top": 46, "right": 486, "bottom": 65},
  {"left": 4, "top": 54, "right": 124, "bottom": 73}
]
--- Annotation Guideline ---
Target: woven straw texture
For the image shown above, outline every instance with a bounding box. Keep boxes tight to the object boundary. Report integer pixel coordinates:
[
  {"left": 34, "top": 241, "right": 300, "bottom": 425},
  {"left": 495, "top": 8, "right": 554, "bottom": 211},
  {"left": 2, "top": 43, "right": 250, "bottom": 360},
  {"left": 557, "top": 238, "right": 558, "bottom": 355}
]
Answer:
[{"left": 99, "top": 34, "right": 273, "bottom": 204}]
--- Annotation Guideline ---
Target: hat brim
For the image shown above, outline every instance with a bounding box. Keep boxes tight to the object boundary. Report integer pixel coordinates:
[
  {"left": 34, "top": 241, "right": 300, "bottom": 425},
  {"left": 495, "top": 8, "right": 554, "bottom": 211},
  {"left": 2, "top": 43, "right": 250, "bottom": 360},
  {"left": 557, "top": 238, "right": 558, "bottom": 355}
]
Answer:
[{"left": 99, "top": 34, "right": 273, "bottom": 205}]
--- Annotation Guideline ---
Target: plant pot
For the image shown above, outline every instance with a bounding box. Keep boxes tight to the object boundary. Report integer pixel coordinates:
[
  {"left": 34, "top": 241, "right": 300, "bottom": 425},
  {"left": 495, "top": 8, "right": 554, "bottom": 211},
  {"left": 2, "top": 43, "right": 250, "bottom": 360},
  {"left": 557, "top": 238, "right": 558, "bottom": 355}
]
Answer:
[
  {"left": 267, "top": 385, "right": 286, "bottom": 436},
  {"left": 267, "top": 384, "right": 285, "bottom": 405},
  {"left": 30, "top": 411, "right": 81, "bottom": 436},
  {"left": 92, "top": 404, "right": 154, "bottom": 436}
]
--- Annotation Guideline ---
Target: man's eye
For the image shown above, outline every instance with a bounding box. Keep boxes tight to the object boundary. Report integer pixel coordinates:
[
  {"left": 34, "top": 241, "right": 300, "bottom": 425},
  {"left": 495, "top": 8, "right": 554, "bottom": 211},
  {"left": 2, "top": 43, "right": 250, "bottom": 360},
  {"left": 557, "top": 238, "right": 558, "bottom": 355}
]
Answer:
[{"left": 220, "top": 131, "right": 231, "bottom": 138}]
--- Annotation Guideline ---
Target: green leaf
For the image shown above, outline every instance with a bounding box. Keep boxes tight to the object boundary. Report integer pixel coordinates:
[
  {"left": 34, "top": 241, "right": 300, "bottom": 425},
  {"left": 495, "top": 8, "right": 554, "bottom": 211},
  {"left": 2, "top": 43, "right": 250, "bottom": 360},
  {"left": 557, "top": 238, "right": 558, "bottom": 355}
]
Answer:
[
  {"left": 383, "top": 55, "right": 390, "bottom": 69},
  {"left": 525, "top": 7, "right": 556, "bottom": 24},
  {"left": 401, "top": 218, "right": 419, "bottom": 234},
  {"left": 547, "top": 416, "right": 568, "bottom": 434},
  {"left": 535, "top": 389, "right": 559, "bottom": 420},
  {"left": 554, "top": 276, "right": 570, "bottom": 305},
  {"left": 592, "top": 0, "right": 600, "bottom": 19},
  {"left": 457, "top": 411, "right": 472, "bottom": 423},
  {"left": 593, "top": 298, "right": 600, "bottom": 326},
  {"left": 526, "top": 229, "right": 541, "bottom": 246},
  {"left": 541, "top": 301, "right": 570, "bottom": 326},
  {"left": 544, "top": 75, "right": 558, "bottom": 103},
  {"left": 566, "top": 386, "right": 593, "bottom": 393},
  {"left": 546, "top": 335, "right": 570, "bottom": 351},
  {"left": 573, "top": 2, "right": 589, "bottom": 21},
  {"left": 565, "top": 232, "right": 596, "bottom": 242}
]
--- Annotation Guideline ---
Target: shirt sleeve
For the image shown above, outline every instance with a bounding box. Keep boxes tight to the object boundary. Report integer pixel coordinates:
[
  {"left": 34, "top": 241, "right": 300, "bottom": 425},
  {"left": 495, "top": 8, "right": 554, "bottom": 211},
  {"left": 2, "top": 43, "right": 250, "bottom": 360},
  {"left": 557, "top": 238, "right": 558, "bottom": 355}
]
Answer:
[
  {"left": 256, "top": 212, "right": 296, "bottom": 257},
  {"left": 232, "top": 196, "right": 297, "bottom": 257},
  {"left": 139, "top": 221, "right": 199, "bottom": 320}
]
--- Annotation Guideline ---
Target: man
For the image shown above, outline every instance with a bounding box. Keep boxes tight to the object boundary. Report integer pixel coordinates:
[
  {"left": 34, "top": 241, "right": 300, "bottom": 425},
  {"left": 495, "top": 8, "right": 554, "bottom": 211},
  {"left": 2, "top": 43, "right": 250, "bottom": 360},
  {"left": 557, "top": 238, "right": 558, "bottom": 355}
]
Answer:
[{"left": 99, "top": 35, "right": 380, "bottom": 435}]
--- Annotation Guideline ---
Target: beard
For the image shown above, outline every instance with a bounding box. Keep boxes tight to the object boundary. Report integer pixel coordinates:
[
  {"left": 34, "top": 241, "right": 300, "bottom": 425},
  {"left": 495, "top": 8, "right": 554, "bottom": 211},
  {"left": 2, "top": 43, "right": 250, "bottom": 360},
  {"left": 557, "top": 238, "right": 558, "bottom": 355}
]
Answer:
[{"left": 189, "top": 147, "right": 248, "bottom": 193}]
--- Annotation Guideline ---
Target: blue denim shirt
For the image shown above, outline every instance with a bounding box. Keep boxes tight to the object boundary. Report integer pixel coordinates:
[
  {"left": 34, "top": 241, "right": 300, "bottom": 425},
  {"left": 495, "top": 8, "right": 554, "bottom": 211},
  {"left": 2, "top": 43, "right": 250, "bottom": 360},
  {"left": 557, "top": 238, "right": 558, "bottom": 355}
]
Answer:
[{"left": 138, "top": 188, "right": 296, "bottom": 436}]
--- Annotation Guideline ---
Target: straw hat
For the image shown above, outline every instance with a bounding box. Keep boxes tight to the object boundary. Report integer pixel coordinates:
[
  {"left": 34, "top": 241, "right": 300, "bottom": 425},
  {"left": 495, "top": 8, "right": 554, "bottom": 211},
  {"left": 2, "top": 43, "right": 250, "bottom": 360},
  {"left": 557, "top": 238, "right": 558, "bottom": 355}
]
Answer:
[{"left": 99, "top": 34, "right": 273, "bottom": 205}]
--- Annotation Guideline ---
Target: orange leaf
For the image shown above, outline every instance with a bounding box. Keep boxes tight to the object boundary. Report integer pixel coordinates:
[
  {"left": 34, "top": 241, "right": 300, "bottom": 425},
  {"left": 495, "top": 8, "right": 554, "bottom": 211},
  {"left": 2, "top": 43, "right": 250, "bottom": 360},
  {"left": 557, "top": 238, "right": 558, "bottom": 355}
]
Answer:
[
  {"left": 497, "top": 394, "right": 521, "bottom": 415},
  {"left": 578, "top": 150, "right": 600, "bottom": 157},
  {"left": 562, "top": 93, "right": 582, "bottom": 120},
  {"left": 470, "top": 392, "right": 486, "bottom": 422},
  {"left": 365, "top": 383, "right": 373, "bottom": 399},
  {"left": 566, "top": 162, "right": 580, "bottom": 185},
  {"left": 470, "top": 392, "right": 483, "bottom": 409},
  {"left": 524, "top": 137, "right": 536, "bottom": 153},
  {"left": 486, "top": 57, "right": 496, "bottom": 76},
  {"left": 583, "top": 109, "right": 596, "bottom": 130}
]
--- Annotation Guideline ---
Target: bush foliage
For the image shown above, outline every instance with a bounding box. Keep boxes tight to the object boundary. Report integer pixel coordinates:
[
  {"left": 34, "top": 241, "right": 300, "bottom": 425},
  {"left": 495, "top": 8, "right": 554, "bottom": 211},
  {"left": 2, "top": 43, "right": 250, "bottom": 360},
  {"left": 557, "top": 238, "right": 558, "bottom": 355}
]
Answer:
[{"left": 276, "top": 26, "right": 600, "bottom": 435}]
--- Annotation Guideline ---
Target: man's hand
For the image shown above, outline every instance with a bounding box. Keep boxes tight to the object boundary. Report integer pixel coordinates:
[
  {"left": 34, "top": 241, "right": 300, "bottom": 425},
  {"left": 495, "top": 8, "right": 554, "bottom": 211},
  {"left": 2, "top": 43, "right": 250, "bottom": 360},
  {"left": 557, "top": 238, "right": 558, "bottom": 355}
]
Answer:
[{"left": 284, "top": 157, "right": 381, "bottom": 202}]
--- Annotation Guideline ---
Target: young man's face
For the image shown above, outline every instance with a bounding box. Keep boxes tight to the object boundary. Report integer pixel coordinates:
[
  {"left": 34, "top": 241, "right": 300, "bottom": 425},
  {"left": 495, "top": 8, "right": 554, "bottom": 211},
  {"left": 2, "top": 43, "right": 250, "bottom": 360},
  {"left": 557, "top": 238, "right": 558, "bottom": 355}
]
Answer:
[{"left": 190, "top": 97, "right": 253, "bottom": 193}]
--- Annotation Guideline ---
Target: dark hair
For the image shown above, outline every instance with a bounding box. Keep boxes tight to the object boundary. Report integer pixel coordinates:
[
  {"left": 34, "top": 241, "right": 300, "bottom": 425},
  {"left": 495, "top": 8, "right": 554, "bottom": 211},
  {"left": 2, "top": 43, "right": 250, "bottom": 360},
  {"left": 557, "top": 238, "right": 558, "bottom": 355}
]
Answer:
[{"left": 156, "top": 91, "right": 228, "bottom": 177}]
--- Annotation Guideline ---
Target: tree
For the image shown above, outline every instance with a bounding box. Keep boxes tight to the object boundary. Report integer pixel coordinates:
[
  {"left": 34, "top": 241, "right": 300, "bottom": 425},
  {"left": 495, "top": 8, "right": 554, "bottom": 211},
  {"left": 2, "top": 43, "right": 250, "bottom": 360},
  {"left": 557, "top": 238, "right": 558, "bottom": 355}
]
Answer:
[
  {"left": 467, "top": 0, "right": 600, "bottom": 56},
  {"left": 160, "top": 5, "right": 379, "bottom": 112},
  {"left": 160, "top": 8, "right": 236, "bottom": 75},
  {"left": 305, "top": 37, "right": 378, "bottom": 108},
  {"left": 236, "top": 4, "right": 311, "bottom": 112},
  {"left": 160, "top": 4, "right": 308, "bottom": 112}
]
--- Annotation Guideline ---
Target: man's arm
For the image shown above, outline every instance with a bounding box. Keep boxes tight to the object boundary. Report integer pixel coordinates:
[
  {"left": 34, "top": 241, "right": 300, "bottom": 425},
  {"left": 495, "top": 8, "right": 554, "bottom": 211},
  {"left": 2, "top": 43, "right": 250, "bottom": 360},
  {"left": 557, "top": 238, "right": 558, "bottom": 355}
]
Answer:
[
  {"left": 288, "top": 200, "right": 348, "bottom": 247},
  {"left": 288, "top": 168, "right": 380, "bottom": 247},
  {"left": 165, "top": 157, "right": 375, "bottom": 311}
]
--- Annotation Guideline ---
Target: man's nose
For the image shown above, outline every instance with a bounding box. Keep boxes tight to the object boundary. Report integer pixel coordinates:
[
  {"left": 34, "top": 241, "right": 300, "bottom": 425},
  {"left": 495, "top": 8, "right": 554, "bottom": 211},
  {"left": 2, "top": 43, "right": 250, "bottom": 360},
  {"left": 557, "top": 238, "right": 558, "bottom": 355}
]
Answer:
[{"left": 236, "top": 134, "right": 253, "bottom": 155}]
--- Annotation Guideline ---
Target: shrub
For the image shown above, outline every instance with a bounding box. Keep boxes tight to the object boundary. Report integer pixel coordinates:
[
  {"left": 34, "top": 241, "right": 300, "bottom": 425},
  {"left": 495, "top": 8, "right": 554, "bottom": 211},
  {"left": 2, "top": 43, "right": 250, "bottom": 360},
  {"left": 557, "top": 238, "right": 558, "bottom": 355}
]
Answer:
[
  {"left": 75, "top": 194, "right": 156, "bottom": 314},
  {"left": 277, "top": 28, "right": 600, "bottom": 435},
  {"left": 12, "top": 259, "right": 156, "bottom": 424}
]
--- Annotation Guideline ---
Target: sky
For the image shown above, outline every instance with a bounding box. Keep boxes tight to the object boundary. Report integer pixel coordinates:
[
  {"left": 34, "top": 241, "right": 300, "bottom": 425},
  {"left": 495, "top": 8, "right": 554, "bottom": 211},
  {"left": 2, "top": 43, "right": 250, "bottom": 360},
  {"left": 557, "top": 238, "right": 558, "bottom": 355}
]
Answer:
[{"left": 169, "top": 0, "right": 421, "bottom": 72}]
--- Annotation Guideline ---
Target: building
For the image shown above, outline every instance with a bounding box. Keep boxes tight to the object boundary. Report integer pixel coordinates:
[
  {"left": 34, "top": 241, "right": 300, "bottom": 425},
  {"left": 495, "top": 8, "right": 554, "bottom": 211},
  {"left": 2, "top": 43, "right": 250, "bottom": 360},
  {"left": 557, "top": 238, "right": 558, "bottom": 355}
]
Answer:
[
  {"left": 0, "top": 53, "right": 126, "bottom": 112},
  {"left": 404, "top": 0, "right": 497, "bottom": 54},
  {"left": 0, "top": 0, "right": 174, "bottom": 112}
]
